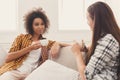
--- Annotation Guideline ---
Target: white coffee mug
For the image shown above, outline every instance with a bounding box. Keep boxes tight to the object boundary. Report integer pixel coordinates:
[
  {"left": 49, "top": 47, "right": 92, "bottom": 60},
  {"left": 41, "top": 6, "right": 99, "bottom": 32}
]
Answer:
[{"left": 40, "top": 39, "right": 48, "bottom": 46}]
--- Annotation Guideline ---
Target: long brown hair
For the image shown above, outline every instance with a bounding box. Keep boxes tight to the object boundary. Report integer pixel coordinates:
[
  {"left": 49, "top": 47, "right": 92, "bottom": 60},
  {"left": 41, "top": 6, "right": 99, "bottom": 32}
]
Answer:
[{"left": 86, "top": 1, "right": 120, "bottom": 73}]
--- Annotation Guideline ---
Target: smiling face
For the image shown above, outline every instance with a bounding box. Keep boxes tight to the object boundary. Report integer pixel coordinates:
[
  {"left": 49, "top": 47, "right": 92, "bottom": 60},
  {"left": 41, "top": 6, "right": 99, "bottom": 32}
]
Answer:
[
  {"left": 86, "top": 12, "right": 94, "bottom": 31},
  {"left": 32, "top": 18, "right": 45, "bottom": 35}
]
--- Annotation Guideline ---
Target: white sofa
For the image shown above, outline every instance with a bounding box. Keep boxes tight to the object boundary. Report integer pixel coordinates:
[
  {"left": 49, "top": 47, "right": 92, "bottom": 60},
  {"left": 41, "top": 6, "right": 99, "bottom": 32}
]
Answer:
[
  {"left": 25, "top": 46, "right": 83, "bottom": 80},
  {"left": 0, "top": 46, "right": 81, "bottom": 70},
  {"left": 0, "top": 47, "right": 8, "bottom": 67},
  {"left": 49, "top": 46, "right": 85, "bottom": 68},
  {"left": 49, "top": 46, "right": 79, "bottom": 71},
  {"left": 0, "top": 46, "right": 86, "bottom": 80}
]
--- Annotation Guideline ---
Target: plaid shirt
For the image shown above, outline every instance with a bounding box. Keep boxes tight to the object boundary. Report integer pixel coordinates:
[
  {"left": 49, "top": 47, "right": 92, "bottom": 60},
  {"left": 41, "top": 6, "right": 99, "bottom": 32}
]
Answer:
[{"left": 85, "top": 34, "right": 120, "bottom": 80}]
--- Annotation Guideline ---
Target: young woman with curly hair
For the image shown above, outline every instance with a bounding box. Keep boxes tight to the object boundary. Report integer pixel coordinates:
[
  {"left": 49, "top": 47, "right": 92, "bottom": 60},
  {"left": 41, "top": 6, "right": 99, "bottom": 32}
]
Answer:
[{"left": 0, "top": 8, "right": 56, "bottom": 80}]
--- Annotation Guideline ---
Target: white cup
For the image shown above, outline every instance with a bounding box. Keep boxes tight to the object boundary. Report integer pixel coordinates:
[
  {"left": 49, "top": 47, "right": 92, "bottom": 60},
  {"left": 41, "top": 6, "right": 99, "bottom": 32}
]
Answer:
[{"left": 40, "top": 39, "right": 48, "bottom": 46}]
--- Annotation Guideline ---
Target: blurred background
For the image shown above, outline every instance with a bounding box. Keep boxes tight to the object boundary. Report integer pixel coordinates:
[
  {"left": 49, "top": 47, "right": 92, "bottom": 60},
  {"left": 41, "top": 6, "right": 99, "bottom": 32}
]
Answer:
[{"left": 0, "top": 0, "right": 120, "bottom": 50}]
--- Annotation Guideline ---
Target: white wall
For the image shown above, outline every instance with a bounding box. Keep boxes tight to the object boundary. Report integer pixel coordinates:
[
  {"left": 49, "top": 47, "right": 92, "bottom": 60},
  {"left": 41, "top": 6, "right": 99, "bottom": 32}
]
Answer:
[
  {"left": 1, "top": 0, "right": 120, "bottom": 50},
  {"left": 18, "top": 0, "right": 92, "bottom": 43},
  {"left": 0, "top": 0, "right": 91, "bottom": 50},
  {"left": 18, "top": 0, "right": 120, "bottom": 43}
]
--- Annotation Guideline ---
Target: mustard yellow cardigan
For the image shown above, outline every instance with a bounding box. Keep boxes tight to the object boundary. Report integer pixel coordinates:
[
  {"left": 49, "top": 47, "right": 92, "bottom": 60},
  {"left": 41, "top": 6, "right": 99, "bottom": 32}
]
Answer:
[{"left": 0, "top": 34, "right": 55, "bottom": 75}]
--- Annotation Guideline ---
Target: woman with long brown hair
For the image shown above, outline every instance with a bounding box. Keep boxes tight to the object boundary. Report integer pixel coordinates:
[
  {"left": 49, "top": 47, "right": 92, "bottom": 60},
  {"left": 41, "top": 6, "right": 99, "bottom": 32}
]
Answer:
[{"left": 71, "top": 1, "right": 120, "bottom": 80}]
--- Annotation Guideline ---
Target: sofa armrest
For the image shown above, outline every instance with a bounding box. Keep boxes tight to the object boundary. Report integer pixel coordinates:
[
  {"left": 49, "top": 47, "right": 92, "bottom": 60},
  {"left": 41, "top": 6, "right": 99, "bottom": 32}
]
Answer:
[
  {"left": 0, "top": 47, "right": 8, "bottom": 67},
  {"left": 48, "top": 46, "right": 86, "bottom": 71}
]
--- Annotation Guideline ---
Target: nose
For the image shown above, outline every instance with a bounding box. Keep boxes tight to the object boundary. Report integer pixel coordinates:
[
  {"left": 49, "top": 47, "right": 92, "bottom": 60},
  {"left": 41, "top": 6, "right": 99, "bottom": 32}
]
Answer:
[{"left": 38, "top": 25, "right": 44, "bottom": 29}]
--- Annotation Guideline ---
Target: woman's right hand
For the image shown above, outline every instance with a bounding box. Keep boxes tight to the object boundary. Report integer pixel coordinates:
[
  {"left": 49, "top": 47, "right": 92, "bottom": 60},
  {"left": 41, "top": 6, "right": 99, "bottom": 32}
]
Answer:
[{"left": 30, "top": 41, "right": 41, "bottom": 50}]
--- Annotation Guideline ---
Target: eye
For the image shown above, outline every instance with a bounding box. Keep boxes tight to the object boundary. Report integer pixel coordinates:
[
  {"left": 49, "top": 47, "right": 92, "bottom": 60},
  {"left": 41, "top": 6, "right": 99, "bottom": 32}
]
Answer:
[
  {"left": 34, "top": 23, "right": 39, "bottom": 26},
  {"left": 41, "top": 23, "right": 45, "bottom": 25}
]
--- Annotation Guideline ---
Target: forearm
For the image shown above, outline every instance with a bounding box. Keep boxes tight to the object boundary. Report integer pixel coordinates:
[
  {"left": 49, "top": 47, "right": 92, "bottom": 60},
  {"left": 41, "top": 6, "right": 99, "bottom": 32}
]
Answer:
[
  {"left": 57, "top": 42, "right": 71, "bottom": 47},
  {"left": 50, "top": 42, "right": 71, "bottom": 58},
  {"left": 5, "top": 46, "right": 32, "bottom": 63},
  {"left": 75, "top": 51, "right": 86, "bottom": 80}
]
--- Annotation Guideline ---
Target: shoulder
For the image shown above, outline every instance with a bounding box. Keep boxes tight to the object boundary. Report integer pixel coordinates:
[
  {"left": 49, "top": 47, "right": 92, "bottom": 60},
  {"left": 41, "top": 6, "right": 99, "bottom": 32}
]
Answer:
[
  {"left": 47, "top": 40, "right": 56, "bottom": 49},
  {"left": 16, "top": 34, "right": 32, "bottom": 39},
  {"left": 96, "top": 34, "right": 119, "bottom": 57},
  {"left": 98, "top": 34, "right": 119, "bottom": 46}
]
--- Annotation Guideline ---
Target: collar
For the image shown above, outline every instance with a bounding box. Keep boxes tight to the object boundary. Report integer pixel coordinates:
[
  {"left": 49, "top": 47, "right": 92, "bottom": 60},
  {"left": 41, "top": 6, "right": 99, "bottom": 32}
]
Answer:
[{"left": 27, "top": 34, "right": 46, "bottom": 40}]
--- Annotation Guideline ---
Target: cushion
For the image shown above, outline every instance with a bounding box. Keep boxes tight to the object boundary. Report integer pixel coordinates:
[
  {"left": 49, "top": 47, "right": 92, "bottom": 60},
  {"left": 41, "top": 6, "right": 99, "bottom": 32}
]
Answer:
[
  {"left": 49, "top": 46, "right": 86, "bottom": 71},
  {"left": 25, "top": 60, "right": 80, "bottom": 80},
  {"left": 0, "top": 47, "right": 7, "bottom": 67}
]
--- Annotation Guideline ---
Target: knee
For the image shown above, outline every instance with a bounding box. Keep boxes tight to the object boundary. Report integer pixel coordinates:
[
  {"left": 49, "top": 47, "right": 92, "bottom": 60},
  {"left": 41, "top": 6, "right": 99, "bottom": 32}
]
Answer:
[{"left": 0, "top": 71, "right": 12, "bottom": 79}]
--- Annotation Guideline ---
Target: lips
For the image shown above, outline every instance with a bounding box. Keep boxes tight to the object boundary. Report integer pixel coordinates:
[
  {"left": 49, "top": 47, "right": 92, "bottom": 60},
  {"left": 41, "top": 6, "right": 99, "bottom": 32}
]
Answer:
[{"left": 37, "top": 29, "right": 44, "bottom": 34}]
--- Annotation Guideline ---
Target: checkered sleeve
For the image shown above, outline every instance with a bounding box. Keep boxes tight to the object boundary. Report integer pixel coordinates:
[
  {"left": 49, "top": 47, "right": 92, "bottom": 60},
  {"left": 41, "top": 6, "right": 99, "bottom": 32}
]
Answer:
[{"left": 85, "top": 34, "right": 119, "bottom": 80}]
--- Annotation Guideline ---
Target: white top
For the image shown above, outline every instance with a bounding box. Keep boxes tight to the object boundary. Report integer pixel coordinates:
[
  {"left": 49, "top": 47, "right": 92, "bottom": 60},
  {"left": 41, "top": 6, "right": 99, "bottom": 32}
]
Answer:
[{"left": 17, "top": 43, "right": 41, "bottom": 74}]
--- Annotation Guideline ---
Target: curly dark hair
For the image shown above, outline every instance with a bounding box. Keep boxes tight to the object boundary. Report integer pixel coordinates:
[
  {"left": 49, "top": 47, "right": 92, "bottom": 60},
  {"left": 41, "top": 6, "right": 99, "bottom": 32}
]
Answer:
[{"left": 24, "top": 8, "right": 50, "bottom": 35}]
